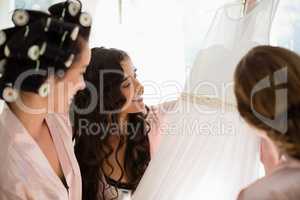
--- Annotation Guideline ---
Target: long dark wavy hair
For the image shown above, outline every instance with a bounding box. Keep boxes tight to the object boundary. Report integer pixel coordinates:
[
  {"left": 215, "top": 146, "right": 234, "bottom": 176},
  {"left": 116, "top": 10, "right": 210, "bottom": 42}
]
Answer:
[{"left": 73, "top": 47, "right": 151, "bottom": 200}]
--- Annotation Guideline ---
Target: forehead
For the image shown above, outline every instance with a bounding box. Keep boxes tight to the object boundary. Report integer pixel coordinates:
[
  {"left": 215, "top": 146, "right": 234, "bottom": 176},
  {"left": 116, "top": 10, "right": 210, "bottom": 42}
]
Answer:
[{"left": 121, "top": 58, "right": 135, "bottom": 76}]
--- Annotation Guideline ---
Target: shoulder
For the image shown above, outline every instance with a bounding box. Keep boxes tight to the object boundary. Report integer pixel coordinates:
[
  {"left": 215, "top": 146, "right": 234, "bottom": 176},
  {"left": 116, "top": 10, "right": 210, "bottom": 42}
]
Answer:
[
  {"left": 236, "top": 189, "right": 246, "bottom": 200},
  {"left": 0, "top": 154, "right": 33, "bottom": 199},
  {"left": 239, "top": 166, "right": 300, "bottom": 200}
]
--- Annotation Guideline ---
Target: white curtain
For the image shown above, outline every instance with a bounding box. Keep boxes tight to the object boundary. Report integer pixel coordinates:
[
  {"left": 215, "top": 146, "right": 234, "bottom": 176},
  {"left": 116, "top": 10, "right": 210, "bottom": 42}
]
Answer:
[{"left": 133, "top": 0, "right": 279, "bottom": 199}]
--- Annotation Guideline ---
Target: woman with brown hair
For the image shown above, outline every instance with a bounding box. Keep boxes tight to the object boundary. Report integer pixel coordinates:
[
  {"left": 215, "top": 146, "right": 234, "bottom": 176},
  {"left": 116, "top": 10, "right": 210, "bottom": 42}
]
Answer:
[{"left": 234, "top": 45, "right": 300, "bottom": 200}]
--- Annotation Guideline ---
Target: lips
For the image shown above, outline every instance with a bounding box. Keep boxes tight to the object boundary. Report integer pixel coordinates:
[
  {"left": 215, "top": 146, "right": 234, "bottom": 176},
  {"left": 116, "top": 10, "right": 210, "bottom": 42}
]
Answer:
[{"left": 132, "top": 96, "right": 143, "bottom": 102}]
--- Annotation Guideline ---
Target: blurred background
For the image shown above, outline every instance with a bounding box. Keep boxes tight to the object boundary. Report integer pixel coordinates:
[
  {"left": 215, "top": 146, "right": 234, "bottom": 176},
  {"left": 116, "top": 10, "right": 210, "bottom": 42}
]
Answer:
[{"left": 0, "top": 0, "right": 299, "bottom": 105}]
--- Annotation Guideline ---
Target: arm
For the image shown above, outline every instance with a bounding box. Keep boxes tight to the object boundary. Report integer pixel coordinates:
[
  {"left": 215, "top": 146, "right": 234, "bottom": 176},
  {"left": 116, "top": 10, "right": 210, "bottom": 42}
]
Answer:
[{"left": 147, "top": 100, "right": 178, "bottom": 157}]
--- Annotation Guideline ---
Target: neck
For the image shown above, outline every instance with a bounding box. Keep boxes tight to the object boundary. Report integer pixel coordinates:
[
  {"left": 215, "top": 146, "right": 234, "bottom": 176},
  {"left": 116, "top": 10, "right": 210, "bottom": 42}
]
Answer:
[
  {"left": 8, "top": 92, "right": 48, "bottom": 139},
  {"left": 119, "top": 112, "right": 128, "bottom": 130}
]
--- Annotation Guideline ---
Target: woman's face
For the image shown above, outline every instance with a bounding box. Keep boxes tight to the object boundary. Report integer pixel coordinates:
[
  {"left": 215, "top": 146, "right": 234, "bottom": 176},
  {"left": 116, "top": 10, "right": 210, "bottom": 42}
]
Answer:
[
  {"left": 52, "top": 41, "right": 91, "bottom": 113},
  {"left": 120, "top": 57, "right": 145, "bottom": 114}
]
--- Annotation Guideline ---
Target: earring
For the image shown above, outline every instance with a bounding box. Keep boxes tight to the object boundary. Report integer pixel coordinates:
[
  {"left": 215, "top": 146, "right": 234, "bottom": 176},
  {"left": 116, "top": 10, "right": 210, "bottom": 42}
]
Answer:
[
  {"left": 79, "top": 12, "right": 92, "bottom": 27},
  {"left": 0, "top": 30, "right": 6, "bottom": 46},
  {"left": 2, "top": 84, "right": 19, "bottom": 102},
  {"left": 56, "top": 69, "right": 65, "bottom": 78},
  {"left": 65, "top": 54, "right": 75, "bottom": 68},
  {"left": 38, "top": 83, "right": 50, "bottom": 97},
  {"left": 12, "top": 9, "right": 29, "bottom": 26}
]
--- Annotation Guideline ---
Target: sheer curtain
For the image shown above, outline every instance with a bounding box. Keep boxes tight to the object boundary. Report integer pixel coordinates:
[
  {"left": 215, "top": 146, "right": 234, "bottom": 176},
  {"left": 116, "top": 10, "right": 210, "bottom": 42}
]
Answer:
[{"left": 133, "top": 0, "right": 279, "bottom": 199}]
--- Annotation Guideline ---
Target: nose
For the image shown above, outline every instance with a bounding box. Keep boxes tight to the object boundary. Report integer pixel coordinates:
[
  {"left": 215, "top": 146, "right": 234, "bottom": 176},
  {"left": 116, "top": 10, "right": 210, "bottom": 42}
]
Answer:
[{"left": 135, "top": 79, "right": 144, "bottom": 96}]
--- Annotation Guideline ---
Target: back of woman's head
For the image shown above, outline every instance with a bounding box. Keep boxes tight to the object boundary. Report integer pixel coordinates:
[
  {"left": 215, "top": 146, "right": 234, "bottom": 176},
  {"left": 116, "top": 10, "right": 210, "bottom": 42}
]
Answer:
[{"left": 234, "top": 45, "right": 300, "bottom": 159}]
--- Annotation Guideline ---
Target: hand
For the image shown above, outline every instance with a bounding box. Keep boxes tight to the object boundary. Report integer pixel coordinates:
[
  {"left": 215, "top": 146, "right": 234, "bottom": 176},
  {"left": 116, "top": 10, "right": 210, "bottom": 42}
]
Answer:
[{"left": 245, "top": 0, "right": 257, "bottom": 14}]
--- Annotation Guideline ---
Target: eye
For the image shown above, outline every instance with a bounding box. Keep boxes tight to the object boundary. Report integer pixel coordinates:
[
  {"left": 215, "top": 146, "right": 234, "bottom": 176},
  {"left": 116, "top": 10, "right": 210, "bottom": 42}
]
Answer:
[{"left": 122, "top": 82, "right": 131, "bottom": 88}]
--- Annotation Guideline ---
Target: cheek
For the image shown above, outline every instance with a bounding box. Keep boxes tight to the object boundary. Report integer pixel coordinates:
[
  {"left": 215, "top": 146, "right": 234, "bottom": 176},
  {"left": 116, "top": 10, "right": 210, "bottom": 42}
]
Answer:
[{"left": 121, "top": 86, "right": 135, "bottom": 102}]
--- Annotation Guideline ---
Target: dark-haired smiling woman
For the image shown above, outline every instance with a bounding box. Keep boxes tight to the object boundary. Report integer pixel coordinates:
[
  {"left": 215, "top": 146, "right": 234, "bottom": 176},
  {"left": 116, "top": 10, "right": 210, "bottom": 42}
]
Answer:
[
  {"left": 0, "top": 1, "right": 91, "bottom": 199},
  {"left": 73, "top": 47, "right": 175, "bottom": 200}
]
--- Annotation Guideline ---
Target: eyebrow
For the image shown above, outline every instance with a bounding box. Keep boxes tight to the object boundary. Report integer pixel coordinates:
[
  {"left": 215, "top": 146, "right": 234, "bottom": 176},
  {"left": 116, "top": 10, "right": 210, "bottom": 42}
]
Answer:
[{"left": 123, "top": 68, "right": 137, "bottom": 81}]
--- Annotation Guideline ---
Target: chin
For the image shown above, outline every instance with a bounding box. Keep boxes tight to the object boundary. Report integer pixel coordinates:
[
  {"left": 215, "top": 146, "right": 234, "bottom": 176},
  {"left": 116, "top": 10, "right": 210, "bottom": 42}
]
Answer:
[{"left": 127, "top": 102, "right": 145, "bottom": 113}]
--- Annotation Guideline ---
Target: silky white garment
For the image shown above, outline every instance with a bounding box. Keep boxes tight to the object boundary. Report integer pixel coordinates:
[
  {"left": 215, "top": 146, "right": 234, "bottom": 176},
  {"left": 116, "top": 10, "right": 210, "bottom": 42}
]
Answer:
[
  {"left": 133, "top": 1, "right": 279, "bottom": 200},
  {"left": 0, "top": 103, "right": 82, "bottom": 200},
  {"left": 134, "top": 98, "right": 261, "bottom": 200}
]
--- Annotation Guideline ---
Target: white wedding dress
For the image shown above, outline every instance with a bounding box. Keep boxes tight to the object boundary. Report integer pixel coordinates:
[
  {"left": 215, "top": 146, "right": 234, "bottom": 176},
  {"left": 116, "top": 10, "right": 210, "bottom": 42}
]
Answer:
[{"left": 133, "top": 0, "right": 279, "bottom": 200}]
